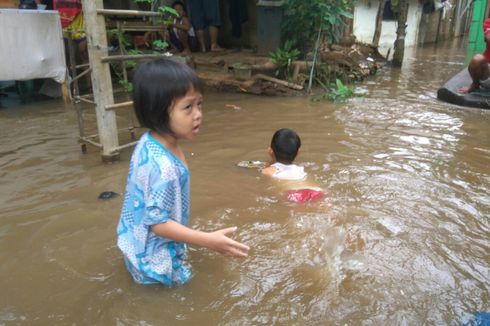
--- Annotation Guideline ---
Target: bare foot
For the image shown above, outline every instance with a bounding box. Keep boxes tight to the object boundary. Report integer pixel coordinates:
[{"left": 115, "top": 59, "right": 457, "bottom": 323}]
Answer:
[
  {"left": 458, "top": 82, "right": 478, "bottom": 94},
  {"left": 181, "top": 49, "right": 191, "bottom": 56},
  {"left": 211, "top": 44, "right": 225, "bottom": 52},
  {"left": 458, "top": 86, "right": 470, "bottom": 94}
]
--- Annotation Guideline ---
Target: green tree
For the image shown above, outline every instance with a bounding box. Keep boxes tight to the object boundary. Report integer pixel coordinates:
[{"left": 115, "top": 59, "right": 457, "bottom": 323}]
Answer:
[
  {"left": 392, "top": 0, "right": 409, "bottom": 66},
  {"left": 281, "top": 0, "right": 356, "bottom": 54}
]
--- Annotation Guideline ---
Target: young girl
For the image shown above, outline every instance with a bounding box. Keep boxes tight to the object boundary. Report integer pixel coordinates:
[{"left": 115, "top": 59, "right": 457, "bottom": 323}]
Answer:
[
  {"left": 117, "top": 59, "right": 249, "bottom": 286},
  {"left": 168, "top": 1, "right": 197, "bottom": 55}
]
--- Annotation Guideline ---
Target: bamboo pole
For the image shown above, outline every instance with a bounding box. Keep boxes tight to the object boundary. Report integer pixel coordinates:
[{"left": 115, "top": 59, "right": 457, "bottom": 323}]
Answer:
[
  {"left": 101, "top": 54, "right": 168, "bottom": 62},
  {"left": 110, "top": 141, "right": 138, "bottom": 153},
  {"left": 97, "top": 9, "right": 161, "bottom": 17},
  {"left": 73, "top": 96, "right": 95, "bottom": 104},
  {"left": 79, "top": 136, "right": 103, "bottom": 148},
  {"left": 105, "top": 101, "right": 133, "bottom": 110},
  {"left": 82, "top": 0, "right": 120, "bottom": 161}
]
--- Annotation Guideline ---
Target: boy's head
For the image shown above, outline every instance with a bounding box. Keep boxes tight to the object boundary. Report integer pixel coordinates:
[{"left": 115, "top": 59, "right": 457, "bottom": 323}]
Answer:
[{"left": 269, "top": 128, "right": 301, "bottom": 164}]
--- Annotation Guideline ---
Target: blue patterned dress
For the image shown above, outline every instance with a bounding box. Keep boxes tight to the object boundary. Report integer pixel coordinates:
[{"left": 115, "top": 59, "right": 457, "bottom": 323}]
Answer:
[{"left": 117, "top": 132, "right": 192, "bottom": 286}]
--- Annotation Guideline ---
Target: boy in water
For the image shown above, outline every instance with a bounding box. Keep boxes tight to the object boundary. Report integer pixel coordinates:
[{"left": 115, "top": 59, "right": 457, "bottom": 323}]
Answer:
[{"left": 261, "top": 128, "right": 323, "bottom": 202}]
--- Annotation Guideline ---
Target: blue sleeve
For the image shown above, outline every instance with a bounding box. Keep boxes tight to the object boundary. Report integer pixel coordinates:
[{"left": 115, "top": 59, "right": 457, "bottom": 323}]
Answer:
[{"left": 143, "top": 161, "right": 178, "bottom": 226}]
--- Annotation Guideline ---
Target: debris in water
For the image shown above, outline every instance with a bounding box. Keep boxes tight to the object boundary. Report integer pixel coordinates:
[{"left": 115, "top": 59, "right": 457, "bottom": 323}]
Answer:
[
  {"left": 236, "top": 160, "right": 267, "bottom": 169},
  {"left": 98, "top": 191, "right": 120, "bottom": 200},
  {"left": 225, "top": 104, "right": 241, "bottom": 110}
]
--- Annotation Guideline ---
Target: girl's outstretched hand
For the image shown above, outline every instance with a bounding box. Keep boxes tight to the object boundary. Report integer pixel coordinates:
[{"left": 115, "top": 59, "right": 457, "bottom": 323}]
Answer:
[{"left": 206, "top": 227, "right": 250, "bottom": 258}]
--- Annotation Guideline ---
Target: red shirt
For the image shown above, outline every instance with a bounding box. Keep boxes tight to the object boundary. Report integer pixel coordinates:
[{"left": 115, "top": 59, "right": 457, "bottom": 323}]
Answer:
[{"left": 484, "top": 19, "right": 490, "bottom": 62}]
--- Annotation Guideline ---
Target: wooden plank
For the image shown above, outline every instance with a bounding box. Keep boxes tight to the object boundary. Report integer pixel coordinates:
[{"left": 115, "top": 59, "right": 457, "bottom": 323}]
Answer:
[{"left": 82, "top": 0, "right": 120, "bottom": 161}]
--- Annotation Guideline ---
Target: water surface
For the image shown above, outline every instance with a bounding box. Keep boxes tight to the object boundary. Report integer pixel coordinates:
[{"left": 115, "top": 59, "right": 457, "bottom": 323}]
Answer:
[{"left": 0, "top": 40, "right": 489, "bottom": 325}]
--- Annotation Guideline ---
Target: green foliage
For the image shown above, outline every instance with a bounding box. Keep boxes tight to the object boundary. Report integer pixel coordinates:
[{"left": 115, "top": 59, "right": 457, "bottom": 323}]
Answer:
[
  {"left": 124, "top": 49, "right": 143, "bottom": 68},
  {"left": 269, "top": 40, "right": 300, "bottom": 79},
  {"left": 152, "top": 39, "right": 169, "bottom": 52},
  {"left": 107, "top": 28, "right": 132, "bottom": 49},
  {"left": 313, "top": 79, "right": 364, "bottom": 102},
  {"left": 134, "top": 0, "right": 153, "bottom": 3},
  {"left": 158, "top": 5, "right": 178, "bottom": 16},
  {"left": 282, "top": 0, "right": 356, "bottom": 52},
  {"left": 119, "top": 79, "right": 133, "bottom": 92}
]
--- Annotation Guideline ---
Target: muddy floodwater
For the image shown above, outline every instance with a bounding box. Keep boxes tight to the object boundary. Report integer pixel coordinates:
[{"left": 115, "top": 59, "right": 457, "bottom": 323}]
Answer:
[{"left": 1, "top": 40, "right": 489, "bottom": 325}]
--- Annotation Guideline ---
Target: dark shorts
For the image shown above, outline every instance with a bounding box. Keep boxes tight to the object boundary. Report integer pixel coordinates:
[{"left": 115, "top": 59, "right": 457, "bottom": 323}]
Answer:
[
  {"left": 169, "top": 30, "right": 198, "bottom": 52},
  {"left": 188, "top": 0, "right": 221, "bottom": 30}
]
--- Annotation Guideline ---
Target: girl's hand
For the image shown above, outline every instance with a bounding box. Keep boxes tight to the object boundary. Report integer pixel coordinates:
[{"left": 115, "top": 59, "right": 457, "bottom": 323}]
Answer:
[{"left": 206, "top": 227, "right": 250, "bottom": 258}]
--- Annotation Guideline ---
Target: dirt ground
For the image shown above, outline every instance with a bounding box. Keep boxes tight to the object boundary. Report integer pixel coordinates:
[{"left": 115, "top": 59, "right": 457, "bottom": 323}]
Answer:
[{"left": 185, "top": 43, "right": 386, "bottom": 96}]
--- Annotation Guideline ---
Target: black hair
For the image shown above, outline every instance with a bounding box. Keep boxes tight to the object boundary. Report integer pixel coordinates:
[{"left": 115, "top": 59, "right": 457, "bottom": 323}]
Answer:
[
  {"left": 132, "top": 58, "right": 202, "bottom": 134},
  {"left": 270, "top": 128, "right": 301, "bottom": 164}
]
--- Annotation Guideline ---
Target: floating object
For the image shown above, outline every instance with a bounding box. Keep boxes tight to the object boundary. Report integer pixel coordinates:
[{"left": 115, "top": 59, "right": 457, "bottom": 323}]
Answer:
[
  {"left": 225, "top": 104, "right": 241, "bottom": 110},
  {"left": 286, "top": 188, "right": 324, "bottom": 203},
  {"left": 437, "top": 68, "right": 490, "bottom": 109},
  {"left": 98, "top": 191, "right": 120, "bottom": 200},
  {"left": 236, "top": 160, "right": 267, "bottom": 169}
]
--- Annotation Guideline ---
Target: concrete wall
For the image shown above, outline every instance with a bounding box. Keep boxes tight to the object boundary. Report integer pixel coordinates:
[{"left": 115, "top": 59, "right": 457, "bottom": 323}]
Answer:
[
  {"left": 418, "top": 4, "right": 458, "bottom": 44},
  {"left": 418, "top": 10, "right": 441, "bottom": 44},
  {"left": 353, "top": 0, "right": 422, "bottom": 57}
]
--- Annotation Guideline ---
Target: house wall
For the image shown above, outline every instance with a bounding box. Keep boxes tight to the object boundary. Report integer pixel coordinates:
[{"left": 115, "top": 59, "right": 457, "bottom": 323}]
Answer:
[
  {"left": 418, "top": 11, "right": 441, "bottom": 44},
  {"left": 353, "top": 0, "right": 422, "bottom": 57},
  {"left": 218, "top": 0, "right": 258, "bottom": 49}
]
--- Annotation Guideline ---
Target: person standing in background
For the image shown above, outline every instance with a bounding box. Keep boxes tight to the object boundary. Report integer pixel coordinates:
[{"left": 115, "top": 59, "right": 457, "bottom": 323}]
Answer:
[{"left": 187, "top": 0, "right": 224, "bottom": 52}]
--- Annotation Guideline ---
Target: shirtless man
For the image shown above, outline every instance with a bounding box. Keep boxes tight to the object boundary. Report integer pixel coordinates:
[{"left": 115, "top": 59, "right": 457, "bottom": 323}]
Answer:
[{"left": 459, "top": 17, "right": 490, "bottom": 93}]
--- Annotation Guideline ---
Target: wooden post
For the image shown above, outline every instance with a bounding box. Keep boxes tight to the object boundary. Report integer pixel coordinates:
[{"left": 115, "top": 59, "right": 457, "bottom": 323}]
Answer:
[
  {"left": 372, "top": 0, "right": 386, "bottom": 47},
  {"left": 82, "top": 0, "right": 120, "bottom": 161}
]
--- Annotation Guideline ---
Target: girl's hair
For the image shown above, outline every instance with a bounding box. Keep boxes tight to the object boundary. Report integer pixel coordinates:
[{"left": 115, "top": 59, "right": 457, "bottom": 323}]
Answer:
[
  {"left": 270, "top": 128, "right": 301, "bottom": 164},
  {"left": 132, "top": 58, "right": 202, "bottom": 134},
  {"left": 172, "top": 0, "right": 186, "bottom": 11}
]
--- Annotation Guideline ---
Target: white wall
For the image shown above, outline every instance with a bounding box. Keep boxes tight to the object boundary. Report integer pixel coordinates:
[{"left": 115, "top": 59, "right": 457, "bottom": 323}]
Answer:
[{"left": 353, "top": 0, "right": 423, "bottom": 57}]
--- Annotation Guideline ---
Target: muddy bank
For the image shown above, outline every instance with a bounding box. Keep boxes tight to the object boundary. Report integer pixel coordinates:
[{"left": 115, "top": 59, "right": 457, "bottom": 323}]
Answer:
[{"left": 188, "top": 43, "right": 386, "bottom": 96}]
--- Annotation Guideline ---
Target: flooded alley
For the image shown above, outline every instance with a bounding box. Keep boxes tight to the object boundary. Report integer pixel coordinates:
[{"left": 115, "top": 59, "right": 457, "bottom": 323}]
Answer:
[{"left": 0, "top": 39, "right": 489, "bottom": 325}]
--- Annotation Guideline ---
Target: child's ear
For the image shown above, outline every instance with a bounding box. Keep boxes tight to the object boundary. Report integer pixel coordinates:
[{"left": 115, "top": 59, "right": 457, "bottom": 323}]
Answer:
[{"left": 267, "top": 147, "right": 274, "bottom": 158}]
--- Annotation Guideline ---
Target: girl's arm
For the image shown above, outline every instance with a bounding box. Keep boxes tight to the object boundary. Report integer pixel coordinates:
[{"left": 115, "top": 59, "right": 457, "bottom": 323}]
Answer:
[{"left": 151, "top": 221, "right": 249, "bottom": 257}]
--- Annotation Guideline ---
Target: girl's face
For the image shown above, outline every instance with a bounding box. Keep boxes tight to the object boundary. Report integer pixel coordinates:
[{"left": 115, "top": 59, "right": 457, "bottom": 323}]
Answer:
[
  {"left": 173, "top": 4, "right": 185, "bottom": 17},
  {"left": 169, "top": 87, "right": 203, "bottom": 140}
]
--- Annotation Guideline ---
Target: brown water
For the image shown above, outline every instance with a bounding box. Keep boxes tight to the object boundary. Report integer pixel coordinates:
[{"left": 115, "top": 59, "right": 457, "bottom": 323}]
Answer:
[{"left": 1, "top": 40, "right": 489, "bottom": 325}]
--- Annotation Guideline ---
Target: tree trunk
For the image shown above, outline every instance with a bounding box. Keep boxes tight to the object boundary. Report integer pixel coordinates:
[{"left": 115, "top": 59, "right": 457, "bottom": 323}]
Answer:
[
  {"left": 392, "top": 0, "right": 409, "bottom": 67},
  {"left": 372, "top": 0, "right": 386, "bottom": 46}
]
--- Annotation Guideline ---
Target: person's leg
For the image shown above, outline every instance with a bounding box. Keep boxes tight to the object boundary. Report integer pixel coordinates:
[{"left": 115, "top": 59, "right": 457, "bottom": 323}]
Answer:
[
  {"left": 209, "top": 26, "right": 223, "bottom": 51},
  {"left": 204, "top": 0, "right": 223, "bottom": 51},
  {"left": 177, "top": 29, "right": 191, "bottom": 55},
  {"left": 188, "top": 0, "right": 206, "bottom": 52},
  {"left": 459, "top": 54, "right": 490, "bottom": 93}
]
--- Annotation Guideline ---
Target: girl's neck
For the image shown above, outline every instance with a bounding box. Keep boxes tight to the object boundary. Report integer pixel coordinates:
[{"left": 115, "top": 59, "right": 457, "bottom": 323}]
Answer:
[
  {"left": 150, "top": 130, "right": 188, "bottom": 168},
  {"left": 150, "top": 130, "right": 179, "bottom": 150}
]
